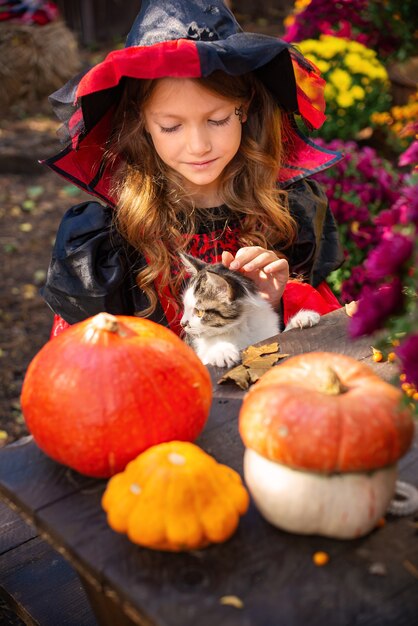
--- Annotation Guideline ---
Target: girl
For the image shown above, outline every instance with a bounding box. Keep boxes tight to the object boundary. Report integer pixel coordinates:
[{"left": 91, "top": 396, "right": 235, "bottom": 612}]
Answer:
[{"left": 41, "top": 0, "right": 344, "bottom": 338}]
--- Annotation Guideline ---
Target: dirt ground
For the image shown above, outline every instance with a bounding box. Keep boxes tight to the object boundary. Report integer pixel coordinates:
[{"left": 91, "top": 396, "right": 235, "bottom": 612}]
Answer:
[{"left": 0, "top": 114, "right": 93, "bottom": 446}]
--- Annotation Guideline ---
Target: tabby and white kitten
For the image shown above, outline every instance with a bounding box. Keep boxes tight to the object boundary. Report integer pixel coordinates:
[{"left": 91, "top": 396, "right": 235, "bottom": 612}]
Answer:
[{"left": 179, "top": 254, "right": 320, "bottom": 368}]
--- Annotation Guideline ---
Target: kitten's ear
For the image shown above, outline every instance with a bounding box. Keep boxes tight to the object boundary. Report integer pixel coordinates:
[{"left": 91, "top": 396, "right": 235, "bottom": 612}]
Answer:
[
  {"left": 179, "top": 253, "right": 207, "bottom": 276},
  {"left": 206, "top": 271, "right": 234, "bottom": 298}
]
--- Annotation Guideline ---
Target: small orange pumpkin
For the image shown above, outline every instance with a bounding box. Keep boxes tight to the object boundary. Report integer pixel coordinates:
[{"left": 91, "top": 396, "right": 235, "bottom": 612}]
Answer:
[
  {"left": 102, "top": 441, "right": 250, "bottom": 551},
  {"left": 21, "top": 313, "right": 212, "bottom": 477},
  {"left": 239, "top": 351, "right": 414, "bottom": 473}
]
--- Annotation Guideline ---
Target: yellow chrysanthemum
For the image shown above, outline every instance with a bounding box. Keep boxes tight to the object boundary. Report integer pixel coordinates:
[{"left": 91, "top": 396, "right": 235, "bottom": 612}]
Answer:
[
  {"left": 371, "top": 111, "right": 392, "bottom": 125},
  {"left": 344, "top": 40, "right": 366, "bottom": 54},
  {"left": 283, "top": 15, "right": 295, "bottom": 27},
  {"left": 304, "top": 54, "right": 319, "bottom": 66},
  {"left": 350, "top": 85, "right": 366, "bottom": 100},
  {"left": 297, "top": 39, "right": 319, "bottom": 55},
  {"left": 344, "top": 53, "right": 369, "bottom": 74},
  {"left": 299, "top": 37, "right": 343, "bottom": 60},
  {"left": 392, "top": 106, "right": 405, "bottom": 120},
  {"left": 295, "top": 0, "right": 312, "bottom": 11},
  {"left": 316, "top": 59, "right": 331, "bottom": 73},
  {"left": 300, "top": 35, "right": 388, "bottom": 84},
  {"left": 320, "top": 35, "right": 347, "bottom": 54},
  {"left": 329, "top": 68, "right": 352, "bottom": 90},
  {"left": 336, "top": 92, "right": 355, "bottom": 108},
  {"left": 346, "top": 40, "right": 376, "bottom": 59},
  {"left": 324, "top": 83, "right": 336, "bottom": 100},
  {"left": 368, "top": 66, "right": 388, "bottom": 81}
]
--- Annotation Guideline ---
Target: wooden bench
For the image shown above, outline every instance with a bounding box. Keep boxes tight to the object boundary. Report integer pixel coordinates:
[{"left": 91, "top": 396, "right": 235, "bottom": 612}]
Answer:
[
  {"left": 1, "top": 309, "right": 417, "bottom": 626},
  {"left": 0, "top": 500, "right": 97, "bottom": 625}
]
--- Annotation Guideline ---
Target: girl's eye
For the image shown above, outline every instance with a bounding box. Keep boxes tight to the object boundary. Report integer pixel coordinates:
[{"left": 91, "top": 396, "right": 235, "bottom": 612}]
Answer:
[
  {"left": 210, "top": 115, "right": 231, "bottom": 127},
  {"left": 194, "top": 308, "right": 204, "bottom": 318},
  {"left": 159, "top": 116, "right": 231, "bottom": 133},
  {"left": 160, "top": 125, "right": 180, "bottom": 133}
]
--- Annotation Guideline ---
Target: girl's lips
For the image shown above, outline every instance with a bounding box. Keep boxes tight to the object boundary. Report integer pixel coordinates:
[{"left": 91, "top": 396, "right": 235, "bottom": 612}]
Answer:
[{"left": 187, "top": 158, "right": 217, "bottom": 167}]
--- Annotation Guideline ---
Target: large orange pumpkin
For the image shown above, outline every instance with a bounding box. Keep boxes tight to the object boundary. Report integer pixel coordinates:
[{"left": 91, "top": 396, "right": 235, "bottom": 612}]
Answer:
[{"left": 21, "top": 313, "right": 212, "bottom": 477}]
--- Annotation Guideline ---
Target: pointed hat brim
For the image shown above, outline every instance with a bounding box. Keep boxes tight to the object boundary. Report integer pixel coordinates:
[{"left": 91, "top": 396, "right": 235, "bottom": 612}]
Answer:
[{"left": 43, "top": 0, "right": 341, "bottom": 201}]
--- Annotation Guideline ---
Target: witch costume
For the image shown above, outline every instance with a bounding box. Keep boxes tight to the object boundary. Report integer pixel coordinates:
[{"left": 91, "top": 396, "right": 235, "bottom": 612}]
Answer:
[{"left": 41, "top": 0, "right": 344, "bottom": 337}]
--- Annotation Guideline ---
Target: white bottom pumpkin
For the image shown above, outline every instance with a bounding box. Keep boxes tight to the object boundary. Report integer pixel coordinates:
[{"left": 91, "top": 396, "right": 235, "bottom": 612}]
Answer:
[{"left": 244, "top": 449, "right": 398, "bottom": 539}]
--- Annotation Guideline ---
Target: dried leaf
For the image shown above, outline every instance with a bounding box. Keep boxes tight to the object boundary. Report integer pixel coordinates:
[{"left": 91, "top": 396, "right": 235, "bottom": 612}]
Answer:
[
  {"left": 220, "top": 595, "right": 244, "bottom": 609},
  {"left": 403, "top": 559, "right": 418, "bottom": 579},
  {"left": 219, "top": 364, "right": 252, "bottom": 390},
  {"left": 242, "top": 342, "right": 280, "bottom": 366},
  {"left": 355, "top": 126, "right": 373, "bottom": 140},
  {"left": 21, "top": 199, "right": 35, "bottom": 211},
  {"left": 3, "top": 243, "right": 18, "bottom": 254},
  {"left": 26, "top": 185, "right": 44, "bottom": 200},
  {"left": 0, "top": 430, "right": 8, "bottom": 449},
  {"left": 218, "top": 342, "right": 289, "bottom": 389},
  {"left": 22, "top": 284, "right": 37, "bottom": 300},
  {"left": 33, "top": 269, "right": 47, "bottom": 285},
  {"left": 345, "top": 301, "right": 358, "bottom": 317},
  {"left": 368, "top": 562, "right": 387, "bottom": 576},
  {"left": 19, "top": 222, "right": 33, "bottom": 232},
  {"left": 60, "top": 185, "right": 82, "bottom": 198}
]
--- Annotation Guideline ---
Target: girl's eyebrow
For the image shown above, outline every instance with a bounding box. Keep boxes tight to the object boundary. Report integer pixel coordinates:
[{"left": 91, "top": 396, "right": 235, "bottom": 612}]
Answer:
[{"left": 149, "top": 106, "right": 233, "bottom": 120}]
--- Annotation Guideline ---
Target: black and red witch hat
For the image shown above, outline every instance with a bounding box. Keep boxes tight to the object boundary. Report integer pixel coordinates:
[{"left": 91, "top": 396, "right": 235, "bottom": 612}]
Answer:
[{"left": 43, "top": 0, "right": 341, "bottom": 204}]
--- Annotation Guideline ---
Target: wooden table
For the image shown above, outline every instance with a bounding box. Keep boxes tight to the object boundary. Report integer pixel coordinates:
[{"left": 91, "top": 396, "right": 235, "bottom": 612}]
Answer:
[{"left": 1, "top": 308, "right": 417, "bottom": 626}]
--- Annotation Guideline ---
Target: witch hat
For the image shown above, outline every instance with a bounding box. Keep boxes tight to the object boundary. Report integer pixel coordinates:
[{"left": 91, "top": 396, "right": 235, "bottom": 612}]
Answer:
[{"left": 44, "top": 0, "right": 341, "bottom": 204}]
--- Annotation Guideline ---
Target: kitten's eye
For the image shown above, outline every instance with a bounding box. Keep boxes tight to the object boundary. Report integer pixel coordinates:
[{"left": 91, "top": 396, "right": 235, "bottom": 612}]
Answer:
[{"left": 194, "top": 308, "right": 204, "bottom": 318}]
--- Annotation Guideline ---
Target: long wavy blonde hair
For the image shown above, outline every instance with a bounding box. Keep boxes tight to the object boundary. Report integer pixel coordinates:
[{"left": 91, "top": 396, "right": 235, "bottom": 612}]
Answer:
[{"left": 106, "top": 72, "right": 297, "bottom": 317}]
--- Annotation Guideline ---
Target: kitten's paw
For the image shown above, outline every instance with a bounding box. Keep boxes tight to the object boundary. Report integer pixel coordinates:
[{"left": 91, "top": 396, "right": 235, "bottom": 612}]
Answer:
[
  {"left": 284, "top": 309, "right": 321, "bottom": 331},
  {"left": 198, "top": 343, "right": 241, "bottom": 368}
]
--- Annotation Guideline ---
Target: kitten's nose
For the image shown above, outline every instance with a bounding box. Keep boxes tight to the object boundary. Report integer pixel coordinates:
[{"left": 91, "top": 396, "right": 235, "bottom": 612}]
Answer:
[{"left": 180, "top": 318, "right": 189, "bottom": 328}]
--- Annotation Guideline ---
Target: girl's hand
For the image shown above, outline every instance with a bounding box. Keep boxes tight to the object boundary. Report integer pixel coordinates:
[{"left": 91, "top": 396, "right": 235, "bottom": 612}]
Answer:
[{"left": 222, "top": 247, "right": 289, "bottom": 309}]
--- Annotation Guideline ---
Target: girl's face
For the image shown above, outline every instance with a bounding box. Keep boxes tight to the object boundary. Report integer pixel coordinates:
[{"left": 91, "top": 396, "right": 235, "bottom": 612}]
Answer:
[{"left": 143, "top": 78, "right": 246, "bottom": 207}]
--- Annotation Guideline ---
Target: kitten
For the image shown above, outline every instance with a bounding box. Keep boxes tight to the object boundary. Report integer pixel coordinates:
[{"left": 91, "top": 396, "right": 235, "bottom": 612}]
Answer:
[{"left": 179, "top": 254, "right": 320, "bottom": 368}]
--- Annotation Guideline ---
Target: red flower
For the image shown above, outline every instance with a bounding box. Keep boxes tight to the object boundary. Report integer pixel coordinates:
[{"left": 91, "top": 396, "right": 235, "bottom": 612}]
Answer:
[
  {"left": 349, "top": 278, "right": 403, "bottom": 337},
  {"left": 396, "top": 334, "right": 418, "bottom": 387},
  {"left": 365, "top": 232, "right": 414, "bottom": 280}
]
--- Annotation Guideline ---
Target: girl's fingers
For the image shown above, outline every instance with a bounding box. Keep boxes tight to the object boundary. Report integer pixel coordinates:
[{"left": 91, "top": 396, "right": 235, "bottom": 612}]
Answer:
[
  {"left": 225, "top": 248, "right": 288, "bottom": 309},
  {"left": 221, "top": 250, "right": 235, "bottom": 267},
  {"left": 230, "top": 247, "right": 277, "bottom": 271},
  {"left": 264, "top": 258, "right": 289, "bottom": 276},
  {"left": 229, "top": 246, "right": 262, "bottom": 269}
]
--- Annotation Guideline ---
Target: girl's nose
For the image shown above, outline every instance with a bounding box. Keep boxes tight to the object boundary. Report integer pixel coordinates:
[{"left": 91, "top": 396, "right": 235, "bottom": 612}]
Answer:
[{"left": 186, "top": 126, "right": 211, "bottom": 156}]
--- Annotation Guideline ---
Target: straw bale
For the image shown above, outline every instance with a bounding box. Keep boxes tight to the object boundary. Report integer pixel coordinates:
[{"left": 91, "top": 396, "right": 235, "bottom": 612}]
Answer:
[{"left": 0, "top": 20, "right": 81, "bottom": 115}]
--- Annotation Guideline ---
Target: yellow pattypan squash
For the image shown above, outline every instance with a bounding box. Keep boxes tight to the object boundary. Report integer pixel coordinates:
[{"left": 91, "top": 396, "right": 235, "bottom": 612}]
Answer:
[{"left": 102, "top": 441, "right": 249, "bottom": 551}]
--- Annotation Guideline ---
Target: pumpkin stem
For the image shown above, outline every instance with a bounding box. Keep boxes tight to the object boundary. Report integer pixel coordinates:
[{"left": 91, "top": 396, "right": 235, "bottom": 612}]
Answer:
[
  {"left": 319, "top": 367, "right": 349, "bottom": 395},
  {"left": 86, "top": 313, "right": 137, "bottom": 342},
  {"left": 93, "top": 313, "right": 120, "bottom": 334}
]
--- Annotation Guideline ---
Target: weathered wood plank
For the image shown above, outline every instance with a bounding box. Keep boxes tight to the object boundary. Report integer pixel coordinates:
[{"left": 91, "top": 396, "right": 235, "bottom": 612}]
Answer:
[
  {"left": 0, "top": 533, "right": 98, "bottom": 626},
  {"left": 0, "top": 436, "right": 99, "bottom": 515},
  {"left": 0, "top": 501, "right": 98, "bottom": 626},
  {"left": 0, "top": 501, "right": 37, "bottom": 556}
]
